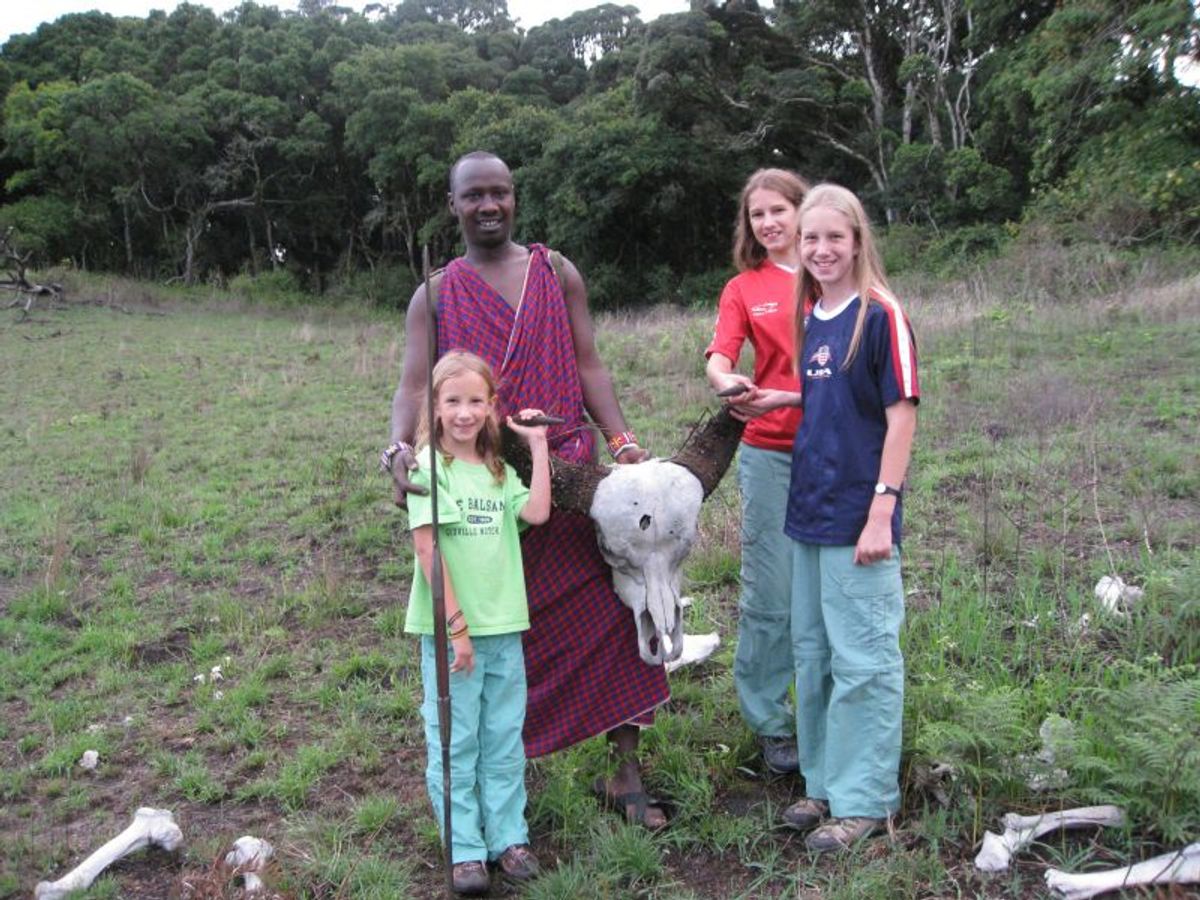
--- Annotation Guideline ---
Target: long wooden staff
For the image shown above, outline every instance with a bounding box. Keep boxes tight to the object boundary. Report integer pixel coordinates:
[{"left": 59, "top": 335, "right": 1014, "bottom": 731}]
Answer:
[{"left": 423, "top": 245, "right": 454, "bottom": 897}]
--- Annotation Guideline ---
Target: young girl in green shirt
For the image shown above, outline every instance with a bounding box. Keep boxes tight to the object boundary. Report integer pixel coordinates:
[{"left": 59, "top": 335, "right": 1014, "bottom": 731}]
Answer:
[{"left": 405, "top": 350, "right": 550, "bottom": 895}]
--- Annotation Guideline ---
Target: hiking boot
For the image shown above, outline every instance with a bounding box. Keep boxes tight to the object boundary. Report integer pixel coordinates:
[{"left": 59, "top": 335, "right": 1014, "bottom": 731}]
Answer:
[
  {"left": 781, "top": 797, "right": 830, "bottom": 831},
  {"left": 805, "top": 816, "right": 885, "bottom": 853},
  {"left": 451, "top": 860, "right": 489, "bottom": 896},
  {"left": 760, "top": 735, "right": 800, "bottom": 774},
  {"left": 496, "top": 844, "right": 540, "bottom": 881}
]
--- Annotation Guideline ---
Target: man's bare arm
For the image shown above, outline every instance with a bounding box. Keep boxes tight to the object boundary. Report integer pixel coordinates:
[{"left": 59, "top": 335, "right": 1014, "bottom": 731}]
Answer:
[
  {"left": 560, "top": 256, "right": 649, "bottom": 462},
  {"left": 389, "top": 284, "right": 431, "bottom": 501}
]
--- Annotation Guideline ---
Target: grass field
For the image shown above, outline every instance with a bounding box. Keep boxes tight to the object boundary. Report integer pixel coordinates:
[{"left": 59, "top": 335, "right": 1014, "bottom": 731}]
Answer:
[{"left": 1, "top": 252, "right": 1198, "bottom": 899}]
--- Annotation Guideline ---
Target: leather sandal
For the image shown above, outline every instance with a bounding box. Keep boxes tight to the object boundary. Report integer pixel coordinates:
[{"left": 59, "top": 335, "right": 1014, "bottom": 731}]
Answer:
[{"left": 592, "top": 776, "right": 668, "bottom": 830}]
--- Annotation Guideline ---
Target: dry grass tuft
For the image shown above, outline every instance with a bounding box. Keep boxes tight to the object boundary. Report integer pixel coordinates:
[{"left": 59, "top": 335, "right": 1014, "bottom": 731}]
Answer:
[
  {"left": 130, "top": 444, "right": 154, "bottom": 486},
  {"left": 44, "top": 515, "right": 69, "bottom": 592}
]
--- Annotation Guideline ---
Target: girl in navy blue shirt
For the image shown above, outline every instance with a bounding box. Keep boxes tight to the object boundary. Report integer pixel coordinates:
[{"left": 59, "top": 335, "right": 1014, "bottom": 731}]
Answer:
[{"left": 779, "top": 184, "right": 919, "bottom": 853}]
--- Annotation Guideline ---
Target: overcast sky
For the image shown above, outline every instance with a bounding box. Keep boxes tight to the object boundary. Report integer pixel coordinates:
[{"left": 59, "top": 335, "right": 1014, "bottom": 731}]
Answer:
[{"left": 1, "top": 0, "right": 689, "bottom": 45}]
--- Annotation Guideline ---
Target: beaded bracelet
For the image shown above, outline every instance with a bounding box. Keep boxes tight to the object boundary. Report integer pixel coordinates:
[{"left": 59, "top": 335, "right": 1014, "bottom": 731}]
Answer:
[
  {"left": 606, "top": 431, "right": 638, "bottom": 460},
  {"left": 379, "top": 441, "right": 413, "bottom": 474}
]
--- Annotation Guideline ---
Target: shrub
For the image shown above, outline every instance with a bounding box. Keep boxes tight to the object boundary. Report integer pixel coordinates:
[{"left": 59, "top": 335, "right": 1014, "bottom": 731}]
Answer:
[{"left": 228, "top": 269, "right": 307, "bottom": 307}]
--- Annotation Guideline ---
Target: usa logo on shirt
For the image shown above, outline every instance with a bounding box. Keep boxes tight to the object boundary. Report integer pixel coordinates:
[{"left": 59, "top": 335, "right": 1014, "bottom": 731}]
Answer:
[{"left": 806, "top": 344, "right": 833, "bottom": 379}]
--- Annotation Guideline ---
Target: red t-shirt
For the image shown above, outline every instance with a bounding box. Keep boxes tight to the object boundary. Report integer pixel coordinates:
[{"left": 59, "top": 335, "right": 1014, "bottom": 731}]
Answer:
[{"left": 705, "top": 262, "right": 803, "bottom": 453}]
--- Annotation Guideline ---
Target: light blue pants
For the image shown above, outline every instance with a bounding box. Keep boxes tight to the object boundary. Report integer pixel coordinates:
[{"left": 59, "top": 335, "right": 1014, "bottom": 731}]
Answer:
[
  {"left": 420, "top": 633, "right": 529, "bottom": 864},
  {"left": 790, "top": 543, "right": 904, "bottom": 818},
  {"left": 733, "top": 445, "right": 796, "bottom": 738}
]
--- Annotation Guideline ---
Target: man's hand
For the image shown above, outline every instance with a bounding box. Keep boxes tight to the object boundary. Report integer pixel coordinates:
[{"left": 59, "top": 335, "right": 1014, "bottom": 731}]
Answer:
[
  {"left": 389, "top": 444, "right": 427, "bottom": 508},
  {"left": 615, "top": 446, "right": 650, "bottom": 464}
]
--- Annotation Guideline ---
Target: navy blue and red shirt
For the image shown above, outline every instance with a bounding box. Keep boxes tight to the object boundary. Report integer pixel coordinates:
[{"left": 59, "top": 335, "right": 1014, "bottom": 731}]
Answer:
[{"left": 784, "top": 290, "right": 920, "bottom": 547}]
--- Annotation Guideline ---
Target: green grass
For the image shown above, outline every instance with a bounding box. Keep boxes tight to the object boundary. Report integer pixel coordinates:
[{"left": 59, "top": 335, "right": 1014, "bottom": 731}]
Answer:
[{"left": 1, "top": 261, "right": 1198, "bottom": 897}]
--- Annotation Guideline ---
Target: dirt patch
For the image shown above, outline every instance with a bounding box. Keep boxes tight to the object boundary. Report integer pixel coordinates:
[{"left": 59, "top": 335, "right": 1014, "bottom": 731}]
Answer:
[{"left": 134, "top": 628, "right": 194, "bottom": 666}]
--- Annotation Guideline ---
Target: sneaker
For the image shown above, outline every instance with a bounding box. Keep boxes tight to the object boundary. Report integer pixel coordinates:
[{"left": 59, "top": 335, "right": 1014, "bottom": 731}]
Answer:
[
  {"left": 760, "top": 735, "right": 800, "bottom": 774},
  {"left": 451, "top": 860, "right": 489, "bottom": 896},
  {"left": 496, "top": 843, "right": 540, "bottom": 881},
  {"left": 781, "top": 797, "right": 829, "bottom": 831},
  {"left": 804, "top": 816, "right": 885, "bottom": 853}
]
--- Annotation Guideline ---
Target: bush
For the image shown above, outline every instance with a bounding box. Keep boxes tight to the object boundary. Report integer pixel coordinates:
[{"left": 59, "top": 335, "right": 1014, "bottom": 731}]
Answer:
[
  {"left": 326, "top": 263, "right": 417, "bottom": 309},
  {"left": 922, "top": 224, "right": 1011, "bottom": 274},
  {"left": 1031, "top": 96, "right": 1200, "bottom": 246},
  {"left": 0, "top": 196, "right": 76, "bottom": 265},
  {"left": 228, "top": 269, "right": 308, "bottom": 307}
]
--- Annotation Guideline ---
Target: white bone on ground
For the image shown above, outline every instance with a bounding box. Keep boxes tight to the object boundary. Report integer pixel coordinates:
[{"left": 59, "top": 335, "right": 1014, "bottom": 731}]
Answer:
[
  {"left": 225, "top": 835, "right": 274, "bottom": 892},
  {"left": 1016, "top": 714, "right": 1076, "bottom": 792},
  {"left": 665, "top": 633, "right": 720, "bottom": 673},
  {"left": 35, "top": 807, "right": 183, "bottom": 899},
  {"left": 974, "top": 805, "right": 1125, "bottom": 872},
  {"left": 79, "top": 750, "right": 99, "bottom": 770},
  {"left": 1093, "top": 575, "right": 1143, "bottom": 616},
  {"left": 1045, "top": 842, "right": 1200, "bottom": 899}
]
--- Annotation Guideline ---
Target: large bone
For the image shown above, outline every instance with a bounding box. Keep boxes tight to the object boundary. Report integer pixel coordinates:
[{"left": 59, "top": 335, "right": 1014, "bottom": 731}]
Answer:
[
  {"left": 664, "top": 632, "right": 720, "bottom": 673},
  {"left": 225, "top": 835, "right": 274, "bottom": 893},
  {"left": 974, "top": 806, "right": 1125, "bottom": 872},
  {"left": 1045, "top": 842, "right": 1200, "bottom": 899},
  {"left": 35, "top": 807, "right": 184, "bottom": 899}
]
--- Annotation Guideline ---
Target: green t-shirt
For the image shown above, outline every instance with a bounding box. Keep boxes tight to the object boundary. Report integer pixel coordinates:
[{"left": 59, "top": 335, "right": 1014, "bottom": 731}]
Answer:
[{"left": 404, "top": 450, "right": 532, "bottom": 637}]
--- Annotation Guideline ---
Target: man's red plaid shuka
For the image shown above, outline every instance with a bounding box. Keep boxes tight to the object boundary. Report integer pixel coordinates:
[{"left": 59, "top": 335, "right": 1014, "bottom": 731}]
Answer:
[{"left": 436, "top": 244, "right": 669, "bottom": 757}]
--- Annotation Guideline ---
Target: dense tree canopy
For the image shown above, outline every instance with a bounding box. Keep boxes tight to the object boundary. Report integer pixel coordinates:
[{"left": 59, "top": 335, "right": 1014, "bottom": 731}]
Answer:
[{"left": 1, "top": 0, "right": 1196, "bottom": 304}]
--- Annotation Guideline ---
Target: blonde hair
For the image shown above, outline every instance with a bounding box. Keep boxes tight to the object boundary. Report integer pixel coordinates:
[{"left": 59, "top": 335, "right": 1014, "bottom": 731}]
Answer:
[
  {"left": 416, "top": 350, "right": 506, "bottom": 483},
  {"left": 732, "top": 168, "right": 810, "bottom": 272},
  {"left": 793, "top": 184, "right": 892, "bottom": 371}
]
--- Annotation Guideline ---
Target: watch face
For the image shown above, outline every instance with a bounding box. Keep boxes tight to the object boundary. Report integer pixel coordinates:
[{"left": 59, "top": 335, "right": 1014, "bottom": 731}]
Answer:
[{"left": 875, "top": 483, "right": 885, "bottom": 494}]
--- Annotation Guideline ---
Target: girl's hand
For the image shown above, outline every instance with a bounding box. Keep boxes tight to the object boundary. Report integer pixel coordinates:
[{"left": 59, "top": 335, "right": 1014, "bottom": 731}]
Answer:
[
  {"left": 507, "top": 409, "right": 549, "bottom": 444},
  {"left": 728, "top": 387, "right": 799, "bottom": 421},
  {"left": 450, "top": 633, "right": 475, "bottom": 674},
  {"left": 854, "top": 515, "right": 894, "bottom": 565}
]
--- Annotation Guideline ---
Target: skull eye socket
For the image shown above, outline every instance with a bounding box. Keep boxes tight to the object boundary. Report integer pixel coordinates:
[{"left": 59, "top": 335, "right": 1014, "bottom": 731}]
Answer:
[{"left": 639, "top": 515, "right": 651, "bottom": 531}]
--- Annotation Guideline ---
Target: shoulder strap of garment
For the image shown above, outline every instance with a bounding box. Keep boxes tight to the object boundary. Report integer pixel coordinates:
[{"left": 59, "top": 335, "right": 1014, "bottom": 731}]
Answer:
[
  {"left": 426, "top": 267, "right": 447, "bottom": 307},
  {"left": 547, "top": 249, "right": 566, "bottom": 292},
  {"left": 424, "top": 252, "right": 563, "bottom": 303}
]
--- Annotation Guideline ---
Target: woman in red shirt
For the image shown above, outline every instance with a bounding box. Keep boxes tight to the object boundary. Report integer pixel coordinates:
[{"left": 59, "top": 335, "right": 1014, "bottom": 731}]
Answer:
[{"left": 705, "top": 168, "right": 808, "bottom": 775}]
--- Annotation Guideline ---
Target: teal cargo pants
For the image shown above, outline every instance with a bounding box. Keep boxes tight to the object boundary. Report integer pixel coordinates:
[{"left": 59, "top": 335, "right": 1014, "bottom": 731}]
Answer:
[
  {"left": 420, "top": 632, "right": 529, "bottom": 864},
  {"left": 733, "top": 445, "right": 796, "bottom": 739},
  {"left": 790, "top": 543, "right": 904, "bottom": 818}
]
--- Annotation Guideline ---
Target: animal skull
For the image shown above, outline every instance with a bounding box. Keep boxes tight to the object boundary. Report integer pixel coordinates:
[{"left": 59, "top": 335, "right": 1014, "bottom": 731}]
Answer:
[
  {"left": 504, "top": 408, "right": 744, "bottom": 666},
  {"left": 591, "top": 461, "right": 703, "bottom": 664}
]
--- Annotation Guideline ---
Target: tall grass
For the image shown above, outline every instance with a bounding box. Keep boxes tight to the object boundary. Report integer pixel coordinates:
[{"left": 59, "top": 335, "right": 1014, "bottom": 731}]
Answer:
[{"left": 1, "top": 244, "right": 1197, "bottom": 898}]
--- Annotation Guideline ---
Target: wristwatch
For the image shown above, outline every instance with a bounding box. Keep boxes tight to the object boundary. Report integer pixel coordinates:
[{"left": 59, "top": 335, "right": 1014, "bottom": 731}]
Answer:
[{"left": 874, "top": 482, "right": 902, "bottom": 498}]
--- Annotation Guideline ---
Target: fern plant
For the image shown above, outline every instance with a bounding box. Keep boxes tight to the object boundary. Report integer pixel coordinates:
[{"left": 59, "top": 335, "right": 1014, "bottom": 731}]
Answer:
[{"left": 1071, "top": 667, "right": 1200, "bottom": 845}]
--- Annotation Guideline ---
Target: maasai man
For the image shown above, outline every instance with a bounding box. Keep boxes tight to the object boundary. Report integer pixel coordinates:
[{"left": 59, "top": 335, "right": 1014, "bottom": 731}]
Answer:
[{"left": 386, "top": 151, "right": 670, "bottom": 829}]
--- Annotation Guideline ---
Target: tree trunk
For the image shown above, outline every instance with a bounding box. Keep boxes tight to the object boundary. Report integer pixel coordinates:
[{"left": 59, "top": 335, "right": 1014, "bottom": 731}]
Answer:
[{"left": 123, "top": 201, "right": 134, "bottom": 273}]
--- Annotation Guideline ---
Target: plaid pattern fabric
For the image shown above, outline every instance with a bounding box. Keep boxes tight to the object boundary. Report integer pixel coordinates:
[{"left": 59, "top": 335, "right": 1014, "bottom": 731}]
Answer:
[{"left": 438, "top": 245, "right": 669, "bottom": 757}]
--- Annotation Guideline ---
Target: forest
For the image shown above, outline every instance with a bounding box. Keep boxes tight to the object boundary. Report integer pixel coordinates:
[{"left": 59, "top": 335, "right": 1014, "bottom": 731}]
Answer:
[{"left": 1, "top": 0, "right": 1197, "bottom": 307}]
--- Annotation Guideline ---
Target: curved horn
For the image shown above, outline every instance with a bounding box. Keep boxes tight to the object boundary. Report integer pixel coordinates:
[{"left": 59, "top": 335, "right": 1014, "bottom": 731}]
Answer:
[
  {"left": 668, "top": 406, "right": 747, "bottom": 498},
  {"left": 501, "top": 424, "right": 610, "bottom": 514}
]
